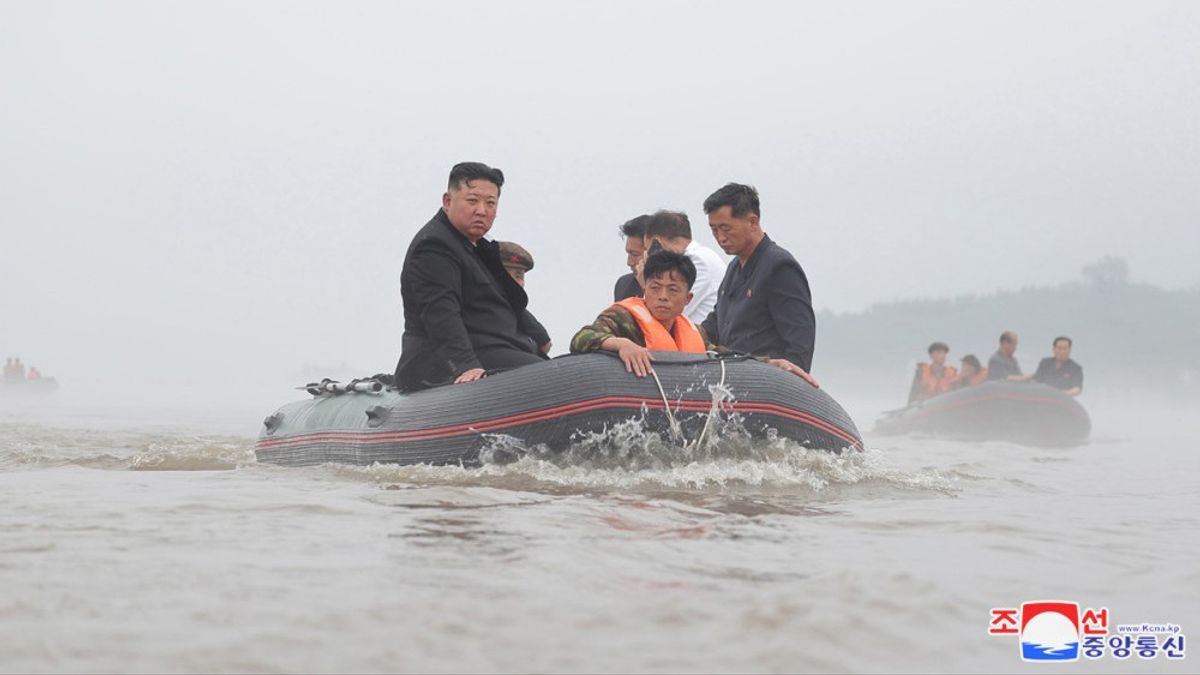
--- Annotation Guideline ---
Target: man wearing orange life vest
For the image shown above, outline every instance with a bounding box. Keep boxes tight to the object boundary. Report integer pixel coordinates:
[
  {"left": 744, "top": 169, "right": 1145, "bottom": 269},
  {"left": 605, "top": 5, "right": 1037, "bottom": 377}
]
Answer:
[
  {"left": 908, "top": 341, "right": 958, "bottom": 403},
  {"left": 570, "top": 251, "right": 817, "bottom": 385}
]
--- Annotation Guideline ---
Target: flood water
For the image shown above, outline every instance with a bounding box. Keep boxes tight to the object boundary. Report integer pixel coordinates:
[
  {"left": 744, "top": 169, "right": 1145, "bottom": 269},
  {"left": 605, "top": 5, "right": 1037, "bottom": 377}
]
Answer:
[{"left": 1, "top": 388, "right": 1196, "bottom": 673}]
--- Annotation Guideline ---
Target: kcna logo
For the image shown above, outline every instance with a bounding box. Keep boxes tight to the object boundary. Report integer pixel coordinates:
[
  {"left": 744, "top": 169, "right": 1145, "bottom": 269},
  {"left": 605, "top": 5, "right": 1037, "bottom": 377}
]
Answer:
[{"left": 988, "top": 601, "right": 1185, "bottom": 662}]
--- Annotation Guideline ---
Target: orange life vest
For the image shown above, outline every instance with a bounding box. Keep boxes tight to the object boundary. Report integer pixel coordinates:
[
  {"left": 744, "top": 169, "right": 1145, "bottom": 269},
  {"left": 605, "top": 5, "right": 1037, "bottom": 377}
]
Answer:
[
  {"left": 615, "top": 297, "right": 707, "bottom": 353},
  {"left": 917, "top": 362, "right": 958, "bottom": 398},
  {"left": 951, "top": 368, "right": 988, "bottom": 390}
]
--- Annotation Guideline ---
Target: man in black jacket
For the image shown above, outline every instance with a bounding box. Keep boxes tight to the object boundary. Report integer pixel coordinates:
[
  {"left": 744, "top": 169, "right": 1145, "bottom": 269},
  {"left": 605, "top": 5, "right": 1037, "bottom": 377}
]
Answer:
[
  {"left": 700, "top": 183, "right": 816, "bottom": 374},
  {"left": 394, "top": 162, "right": 547, "bottom": 391},
  {"left": 613, "top": 214, "right": 649, "bottom": 301}
]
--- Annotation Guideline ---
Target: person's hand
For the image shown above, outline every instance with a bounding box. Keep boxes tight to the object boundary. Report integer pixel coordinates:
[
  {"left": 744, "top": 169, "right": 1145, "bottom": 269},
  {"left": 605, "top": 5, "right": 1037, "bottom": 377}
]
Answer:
[
  {"left": 454, "top": 367, "right": 487, "bottom": 384},
  {"left": 541, "top": 341, "right": 553, "bottom": 354},
  {"left": 617, "top": 341, "right": 654, "bottom": 377},
  {"left": 767, "top": 359, "right": 819, "bottom": 388}
]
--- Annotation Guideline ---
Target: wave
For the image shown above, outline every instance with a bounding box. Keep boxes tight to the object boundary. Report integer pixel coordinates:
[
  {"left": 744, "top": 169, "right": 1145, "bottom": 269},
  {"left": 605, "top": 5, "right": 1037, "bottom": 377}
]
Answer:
[
  {"left": 3, "top": 410, "right": 957, "bottom": 502},
  {"left": 0, "top": 422, "right": 256, "bottom": 471},
  {"left": 327, "top": 414, "right": 957, "bottom": 499}
]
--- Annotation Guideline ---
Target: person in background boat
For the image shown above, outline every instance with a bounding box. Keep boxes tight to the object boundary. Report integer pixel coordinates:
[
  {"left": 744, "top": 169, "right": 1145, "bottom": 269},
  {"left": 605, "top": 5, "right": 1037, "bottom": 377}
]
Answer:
[
  {"left": 7, "top": 357, "right": 26, "bottom": 382},
  {"left": 614, "top": 214, "right": 650, "bottom": 301},
  {"left": 2, "top": 358, "right": 11, "bottom": 382},
  {"left": 572, "top": 251, "right": 816, "bottom": 384},
  {"left": 952, "top": 354, "right": 987, "bottom": 389},
  {"left": 394, "top": 162, "right": 548, "bottom": 392},
  {"left": 498, "top": 240, "right": 552, "bottom": 354},
  {"left": 700, "top": 183, "right": 817, "bottom": 371},
  {"left": 1032, "top": 336, "right": 1084, "bottom": 396},
  {"left": 987, "top": 331, "right": 1024, "bottom": 380},
  {"left": 27, "top": 366, "right": 41, "bottom": 381},
  {"left": 641, "top": 210, "right": 727, "bottom": 323},
  {"left": 908, "top": 342, "right": 958, "bottom": 403}
]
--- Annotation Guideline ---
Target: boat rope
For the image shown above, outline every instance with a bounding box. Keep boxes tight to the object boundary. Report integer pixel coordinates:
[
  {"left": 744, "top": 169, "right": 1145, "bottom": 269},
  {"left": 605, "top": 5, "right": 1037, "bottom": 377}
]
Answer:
[
  {"left": 648, "top": 367, "right": 683, "bottom": 443},
  {"left": 691, "top": 358, "right": 727, "bottom": 451}
]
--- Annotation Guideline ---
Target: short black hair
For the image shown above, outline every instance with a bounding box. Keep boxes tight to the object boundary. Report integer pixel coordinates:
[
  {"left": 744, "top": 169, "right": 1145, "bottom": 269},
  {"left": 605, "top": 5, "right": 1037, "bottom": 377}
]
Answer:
[
  {"left": 619, "top": 214, "right": 651, "bottom": 239},
  {"left": 448, "top": 162, "right": 504, "bottom": 193},
  {"left": 642, "top": 250, "right": 696, "bottom": 290},
  {"left": 1053, "top": 336, "right": 1072, "bottom": 347},
  {"left": 961, "top": 354, "right": 982, "bottom": 370},
  {"left": 703, "top": 183, "right": 760, "bottom": 218},
  {"left": 644, "top": 210, "right": 692, "bottom": 241},
  {"left": 1000, "top": 331, "right": 1017, "bottom": 345},
  {"left": 928, "top": 341, "right": 949, "bottom": 355}
]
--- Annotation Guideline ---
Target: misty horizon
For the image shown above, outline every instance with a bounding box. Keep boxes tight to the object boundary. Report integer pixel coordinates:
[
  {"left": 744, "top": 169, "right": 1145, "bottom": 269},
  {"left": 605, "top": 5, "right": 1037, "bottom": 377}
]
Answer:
[{"left": 3, "top": 1, "right": 1198, "bottom": 396}]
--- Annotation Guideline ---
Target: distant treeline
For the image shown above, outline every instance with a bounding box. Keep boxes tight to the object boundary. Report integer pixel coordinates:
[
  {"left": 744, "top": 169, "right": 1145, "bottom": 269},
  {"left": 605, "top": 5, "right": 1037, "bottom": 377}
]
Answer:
[{"left": 816, "top": 257, "right": 1200, "bottom": 397}]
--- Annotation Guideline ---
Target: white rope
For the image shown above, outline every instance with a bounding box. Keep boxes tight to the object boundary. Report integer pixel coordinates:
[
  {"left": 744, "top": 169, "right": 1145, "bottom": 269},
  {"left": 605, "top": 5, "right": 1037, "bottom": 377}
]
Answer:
[
  {"left": 691, "top": 359, "right": 727, "bottom": 451},
  {"left": 648, "top": 367, "right": 683, "bottom": 443}
]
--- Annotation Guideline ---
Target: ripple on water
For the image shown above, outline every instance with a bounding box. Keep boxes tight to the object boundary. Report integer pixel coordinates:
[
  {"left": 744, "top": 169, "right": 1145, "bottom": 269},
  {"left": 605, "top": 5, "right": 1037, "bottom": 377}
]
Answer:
[
  {"left": 2, "top": 415, "right": 956, "bottom": 508},
  {"left": 0, "top": 422, "right": 256, "bottom": 471}
]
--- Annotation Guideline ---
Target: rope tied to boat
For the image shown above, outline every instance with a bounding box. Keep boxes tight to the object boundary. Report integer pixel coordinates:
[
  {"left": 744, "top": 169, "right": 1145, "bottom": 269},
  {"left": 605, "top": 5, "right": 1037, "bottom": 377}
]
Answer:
[
  {"left": 648, "top": 357, "right": 728, "bottom": 450},
  {"left": 691, "top": 358, "right": 727, "bottom": 452},
  {"left": 648, "top": 367, "right": 683, "bottom": 443}
]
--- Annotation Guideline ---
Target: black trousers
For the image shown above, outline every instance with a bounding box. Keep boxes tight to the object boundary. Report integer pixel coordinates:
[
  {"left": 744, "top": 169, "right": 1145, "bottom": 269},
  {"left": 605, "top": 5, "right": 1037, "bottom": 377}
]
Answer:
[
  {"left": 397, "top": 345, "right": 545, "bottom": 392},
  {"left": 475, "top": 345, "right": 546, "bottom": 372}
]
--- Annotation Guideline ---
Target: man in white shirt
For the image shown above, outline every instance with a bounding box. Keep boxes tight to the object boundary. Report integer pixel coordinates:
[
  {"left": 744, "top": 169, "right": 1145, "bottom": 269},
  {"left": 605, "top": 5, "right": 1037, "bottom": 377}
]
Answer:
[{"left": 641, "top": 210, "right": 727, "bottom": 323}]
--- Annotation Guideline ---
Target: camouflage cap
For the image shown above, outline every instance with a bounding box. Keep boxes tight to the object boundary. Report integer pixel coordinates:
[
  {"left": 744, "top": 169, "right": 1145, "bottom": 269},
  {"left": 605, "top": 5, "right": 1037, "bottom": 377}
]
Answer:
[{"left": 497, "top": 241, "right": 534, "bottom": 271}]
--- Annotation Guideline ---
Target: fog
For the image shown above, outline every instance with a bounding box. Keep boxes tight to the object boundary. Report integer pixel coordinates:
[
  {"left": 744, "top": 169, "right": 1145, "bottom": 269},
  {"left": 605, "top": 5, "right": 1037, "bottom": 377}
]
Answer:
[{"left": 2, "top": 1, "right": 1198, "bottom": 408}]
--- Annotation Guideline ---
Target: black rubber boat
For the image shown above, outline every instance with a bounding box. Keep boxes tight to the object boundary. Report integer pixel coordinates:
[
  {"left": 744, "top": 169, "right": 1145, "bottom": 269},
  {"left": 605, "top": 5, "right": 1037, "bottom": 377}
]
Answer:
[
  {"left": 872, "top": 380, "right": 1090, "bottom": 447},
  {"left": 255, "top": 352, "right": 863, "bottom": 466}
]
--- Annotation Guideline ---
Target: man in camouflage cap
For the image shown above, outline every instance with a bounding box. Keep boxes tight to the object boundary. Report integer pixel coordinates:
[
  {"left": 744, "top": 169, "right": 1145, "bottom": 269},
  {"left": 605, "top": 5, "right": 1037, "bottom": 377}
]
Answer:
[
  {"left": 498, "top": 241, "right": 552, "bottom": 353},
  {"left": 497, "top": 241, "right": 535, "bottom": 287}
]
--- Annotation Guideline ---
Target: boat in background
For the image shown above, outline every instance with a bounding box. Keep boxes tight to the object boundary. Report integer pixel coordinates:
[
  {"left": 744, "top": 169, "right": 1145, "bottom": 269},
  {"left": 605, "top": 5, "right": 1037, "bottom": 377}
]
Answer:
[
  {"left": 873, "top": 380, "right": 1090, "bottom": 447},
  {"left": 1, "top": 377, "right": 59, "bottom": 396}
]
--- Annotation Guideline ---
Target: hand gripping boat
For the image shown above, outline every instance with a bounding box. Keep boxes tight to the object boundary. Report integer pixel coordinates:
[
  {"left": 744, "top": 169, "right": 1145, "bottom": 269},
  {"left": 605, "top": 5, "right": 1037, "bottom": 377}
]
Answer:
[
  {"left": 872, "top": 380, "right": 1091, "bottom": 447},
  {"left": 255, "top": 352, "right": 863, "bottom": 466}
]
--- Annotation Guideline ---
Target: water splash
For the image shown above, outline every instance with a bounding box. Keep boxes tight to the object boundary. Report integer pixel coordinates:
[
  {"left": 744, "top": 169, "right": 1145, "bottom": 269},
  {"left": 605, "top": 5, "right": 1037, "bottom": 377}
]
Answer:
[
  {"left": 129, "top": 438, "right": 257, "bottom": 471},
  {"left": 334, "top": 398, "right": 955, "bottom": 498}
]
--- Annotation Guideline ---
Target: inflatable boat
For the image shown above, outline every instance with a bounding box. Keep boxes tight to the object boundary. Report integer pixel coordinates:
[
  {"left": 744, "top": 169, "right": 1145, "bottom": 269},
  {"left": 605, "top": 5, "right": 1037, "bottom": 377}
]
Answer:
[
  {"left": 255, "top": 352, "right": 863, "bottom": 466},
  {"left": 0, "top": 377, "right": 59, "bottom": 396},
  {"left": 872, "top": 380, "right": 1090, "bottom": 447}
]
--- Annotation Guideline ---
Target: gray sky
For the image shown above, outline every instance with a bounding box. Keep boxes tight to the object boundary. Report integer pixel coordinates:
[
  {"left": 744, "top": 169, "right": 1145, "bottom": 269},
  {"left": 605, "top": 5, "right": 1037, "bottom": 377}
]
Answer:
[{"left": 2, "top": 1, "right": 1198, "bottom": 395}]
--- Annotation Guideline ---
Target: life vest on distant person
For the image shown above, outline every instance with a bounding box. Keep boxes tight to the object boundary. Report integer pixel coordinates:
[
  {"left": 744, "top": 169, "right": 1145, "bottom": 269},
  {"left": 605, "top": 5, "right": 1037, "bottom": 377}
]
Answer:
[
  {"left": 615, "top": 297, "right": 707, "bottom": 353},
  {"left": 951, "top": 368, "right": 988, "bottom": 390},
  {"left": 916, "top": 362, "right": 958, "bottom": 399}
]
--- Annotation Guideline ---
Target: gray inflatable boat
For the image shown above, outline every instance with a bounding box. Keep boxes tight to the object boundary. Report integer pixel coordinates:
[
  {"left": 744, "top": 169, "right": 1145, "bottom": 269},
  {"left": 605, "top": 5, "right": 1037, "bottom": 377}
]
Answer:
[
  {"left": 873, "top": 380, "right": 1090, "bottom": 447},
  {"left": 256, "top": 352, "right": 862, "bottom": 466}
]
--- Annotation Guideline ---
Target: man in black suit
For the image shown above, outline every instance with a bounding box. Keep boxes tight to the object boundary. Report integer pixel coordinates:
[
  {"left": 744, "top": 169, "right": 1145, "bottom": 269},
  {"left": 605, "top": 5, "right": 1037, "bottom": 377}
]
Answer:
[
  {"left": 613, "top": 214, "right": 649, "bottom": 301},
  {"left": 1032, "top": 336, "right": 1084, "bottom": 396},
  {"left": 700, "top": 183, "right": 816, "bottom": 376},
  {"left": 394, "top": 162, "right": 547, "bottom": 391}
]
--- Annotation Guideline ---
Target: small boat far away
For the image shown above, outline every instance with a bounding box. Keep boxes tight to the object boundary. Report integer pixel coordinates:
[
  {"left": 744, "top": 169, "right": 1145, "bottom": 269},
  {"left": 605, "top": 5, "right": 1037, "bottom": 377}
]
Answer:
[
  {"left": 0, "top": 377, "right": 59, "bottom": 396},
  {"left": 873, "top": 380, "right": 1090, "bottom": 447}
]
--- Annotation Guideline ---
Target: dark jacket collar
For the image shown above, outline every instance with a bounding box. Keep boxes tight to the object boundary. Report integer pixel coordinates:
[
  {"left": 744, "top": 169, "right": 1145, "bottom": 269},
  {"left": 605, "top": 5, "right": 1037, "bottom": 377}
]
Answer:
[
  {"left": 435, "top": 209, "right": 478, "bottom": 249},
  {"left": 738, "top": 233, "right": 775, "bottom": 274},
  {"left": 433, "top": 209, "right": 527, "bottom": 312}
]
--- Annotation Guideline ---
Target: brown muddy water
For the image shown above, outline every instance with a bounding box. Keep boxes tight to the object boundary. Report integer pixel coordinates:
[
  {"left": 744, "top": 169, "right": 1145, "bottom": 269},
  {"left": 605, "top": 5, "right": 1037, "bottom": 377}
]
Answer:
[{"left": 1, "top": 390, "right": 1196, "bottom": 673}]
